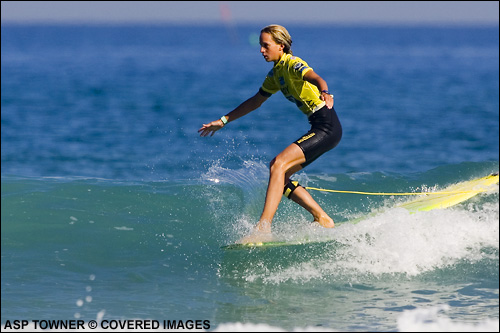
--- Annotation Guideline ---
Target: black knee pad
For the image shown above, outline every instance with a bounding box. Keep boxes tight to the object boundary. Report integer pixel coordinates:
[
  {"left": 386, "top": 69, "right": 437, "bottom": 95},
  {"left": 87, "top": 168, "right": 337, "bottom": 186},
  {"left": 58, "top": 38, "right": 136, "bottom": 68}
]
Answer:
[{"left": 283, "top": 181, "right": 300, "bottom": 199}]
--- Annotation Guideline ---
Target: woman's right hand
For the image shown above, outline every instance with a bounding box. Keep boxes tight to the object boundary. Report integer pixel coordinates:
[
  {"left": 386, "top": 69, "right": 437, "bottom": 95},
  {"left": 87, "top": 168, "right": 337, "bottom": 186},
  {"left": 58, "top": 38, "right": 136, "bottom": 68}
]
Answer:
[{"left": 198, "top": 119, "right": 225, "bottom": 137}]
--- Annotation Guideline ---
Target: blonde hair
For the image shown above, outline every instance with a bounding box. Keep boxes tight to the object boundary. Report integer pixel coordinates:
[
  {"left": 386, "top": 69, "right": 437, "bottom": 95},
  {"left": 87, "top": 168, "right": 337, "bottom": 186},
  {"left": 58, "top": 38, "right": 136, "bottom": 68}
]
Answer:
[{"left": 261, "top": 24, "right": 293, "bottom": 55}]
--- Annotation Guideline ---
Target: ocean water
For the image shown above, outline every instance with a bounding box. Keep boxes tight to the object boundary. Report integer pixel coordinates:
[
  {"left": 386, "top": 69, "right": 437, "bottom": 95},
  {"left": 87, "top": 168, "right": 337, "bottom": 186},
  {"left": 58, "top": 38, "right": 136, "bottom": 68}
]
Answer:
[{"left": 1, "top": 24, "right": 499, "bottom": 331}]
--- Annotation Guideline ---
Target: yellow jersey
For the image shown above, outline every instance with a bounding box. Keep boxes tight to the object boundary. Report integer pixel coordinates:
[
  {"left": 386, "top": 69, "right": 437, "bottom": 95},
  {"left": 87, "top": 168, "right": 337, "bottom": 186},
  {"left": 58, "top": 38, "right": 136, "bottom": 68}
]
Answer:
[{"left": 260, "top": 53, "right": 325, "bottom": 116}]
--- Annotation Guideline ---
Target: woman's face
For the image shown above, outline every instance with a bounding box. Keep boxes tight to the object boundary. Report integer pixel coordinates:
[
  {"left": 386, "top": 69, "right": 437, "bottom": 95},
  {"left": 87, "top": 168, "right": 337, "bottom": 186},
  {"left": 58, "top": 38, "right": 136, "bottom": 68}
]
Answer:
[{"left": 259, "top": 32, "right": 284, "bottom": 63}]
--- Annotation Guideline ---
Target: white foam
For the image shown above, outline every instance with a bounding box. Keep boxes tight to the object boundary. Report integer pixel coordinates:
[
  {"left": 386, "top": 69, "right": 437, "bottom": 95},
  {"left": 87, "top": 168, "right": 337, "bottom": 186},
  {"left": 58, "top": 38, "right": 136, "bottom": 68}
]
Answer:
[
  {"left": 397, "top": 305, "right": 500, "bottom": 332},
  {"left": 244, "top": 202, "right": 499, "bottom": 283}
]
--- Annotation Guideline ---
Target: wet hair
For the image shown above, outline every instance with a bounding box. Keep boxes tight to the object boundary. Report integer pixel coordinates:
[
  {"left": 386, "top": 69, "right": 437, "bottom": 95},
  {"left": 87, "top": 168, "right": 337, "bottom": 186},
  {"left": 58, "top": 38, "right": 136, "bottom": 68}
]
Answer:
[{"left": 261, "top": 24, "right": 293, "bottom": 55}]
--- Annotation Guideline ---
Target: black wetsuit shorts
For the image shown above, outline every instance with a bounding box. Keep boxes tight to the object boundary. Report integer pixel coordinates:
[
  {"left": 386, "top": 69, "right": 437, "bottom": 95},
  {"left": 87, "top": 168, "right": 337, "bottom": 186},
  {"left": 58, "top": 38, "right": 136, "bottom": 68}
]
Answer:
[{"left": 294, "top": 106, "right": 342, "bottom": 168}]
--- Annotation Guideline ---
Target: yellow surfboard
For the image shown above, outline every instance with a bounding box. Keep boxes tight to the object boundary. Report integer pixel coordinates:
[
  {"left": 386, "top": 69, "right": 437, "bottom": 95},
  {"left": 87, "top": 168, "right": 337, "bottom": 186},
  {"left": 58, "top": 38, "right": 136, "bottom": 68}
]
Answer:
[
  {"left": 398, "top": 173, "right": 498, "bottom": 213},
  {"left": 222, "top": 173, "right": 499, "bottom": 250}
]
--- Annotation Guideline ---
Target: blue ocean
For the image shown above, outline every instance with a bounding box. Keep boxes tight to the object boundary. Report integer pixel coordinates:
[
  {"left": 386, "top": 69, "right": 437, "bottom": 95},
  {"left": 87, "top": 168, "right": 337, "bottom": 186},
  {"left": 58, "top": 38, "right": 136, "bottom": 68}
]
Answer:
[{"left": 1, "top": 24, "right": 499, "bottom": 331}]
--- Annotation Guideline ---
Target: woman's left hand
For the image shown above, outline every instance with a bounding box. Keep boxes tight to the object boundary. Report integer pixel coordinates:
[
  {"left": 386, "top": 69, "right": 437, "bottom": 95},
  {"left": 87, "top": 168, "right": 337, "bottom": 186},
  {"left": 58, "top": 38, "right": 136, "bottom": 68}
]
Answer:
[{"left": 321, "top": 92, "right": 334, "bottom": 109}]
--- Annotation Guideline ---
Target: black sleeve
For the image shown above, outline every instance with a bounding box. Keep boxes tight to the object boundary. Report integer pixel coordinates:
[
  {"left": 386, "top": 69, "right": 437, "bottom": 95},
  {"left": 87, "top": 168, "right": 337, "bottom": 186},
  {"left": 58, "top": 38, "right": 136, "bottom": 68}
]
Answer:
[{"left": 258, "top": 87, "right": 273, "bottom": 98}]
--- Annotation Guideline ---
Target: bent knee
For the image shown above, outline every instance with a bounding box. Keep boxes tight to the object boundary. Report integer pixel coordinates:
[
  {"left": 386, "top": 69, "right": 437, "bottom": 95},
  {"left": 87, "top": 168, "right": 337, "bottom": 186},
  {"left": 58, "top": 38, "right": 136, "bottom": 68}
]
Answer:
[
  {"left": 269, "top": 157, "right": 288, "bottom": 175},
  {"left": 269, "top": 157, "right": 277, "bottom": 169}
]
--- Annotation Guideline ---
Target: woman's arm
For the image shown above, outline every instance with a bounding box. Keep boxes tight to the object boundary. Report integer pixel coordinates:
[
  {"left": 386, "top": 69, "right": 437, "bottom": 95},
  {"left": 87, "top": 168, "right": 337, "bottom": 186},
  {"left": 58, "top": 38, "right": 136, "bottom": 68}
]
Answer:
[
  {"left": 198, "top": 92, "right": 268, "bottom": 137},
  {"left": 303, "top": 70, "right": 334, "bottom": 109}
]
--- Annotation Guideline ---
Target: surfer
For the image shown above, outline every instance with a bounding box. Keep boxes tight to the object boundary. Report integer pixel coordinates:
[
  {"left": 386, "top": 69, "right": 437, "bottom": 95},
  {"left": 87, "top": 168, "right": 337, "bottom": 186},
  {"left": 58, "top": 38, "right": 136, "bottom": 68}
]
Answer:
[{"left": 199, "top": 24, "right": 342, "bottom": 243}]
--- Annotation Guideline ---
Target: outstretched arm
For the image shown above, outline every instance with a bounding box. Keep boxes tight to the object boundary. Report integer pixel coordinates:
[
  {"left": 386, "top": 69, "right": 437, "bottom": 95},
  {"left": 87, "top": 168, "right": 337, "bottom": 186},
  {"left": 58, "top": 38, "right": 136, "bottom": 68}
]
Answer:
[{"left": 198, "top": 91, "right": 268, "bottom": 137}]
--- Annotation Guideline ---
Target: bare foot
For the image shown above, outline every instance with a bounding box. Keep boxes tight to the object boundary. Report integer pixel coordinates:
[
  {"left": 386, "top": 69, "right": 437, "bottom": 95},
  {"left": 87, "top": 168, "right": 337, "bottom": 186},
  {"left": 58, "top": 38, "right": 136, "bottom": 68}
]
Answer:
[
  {"left": 315, "top": 215, "right": 335, "bottom": 228},
  {"left": 237, "top": 231, "right": 275, "bottom": 244}
]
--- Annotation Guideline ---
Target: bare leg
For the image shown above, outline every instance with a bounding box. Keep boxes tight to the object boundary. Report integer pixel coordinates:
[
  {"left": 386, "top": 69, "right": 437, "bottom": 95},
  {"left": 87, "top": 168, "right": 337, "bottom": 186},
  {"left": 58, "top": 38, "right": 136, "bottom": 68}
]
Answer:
[
  {"left": 253, "top": 144, "right": 304, "bottom": 232},
  {"left": 288, "top": 186, "right": 334, "bottom": 228},
  {"left": 254, "top": 143, "right": 334, "bottom": 233}
]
